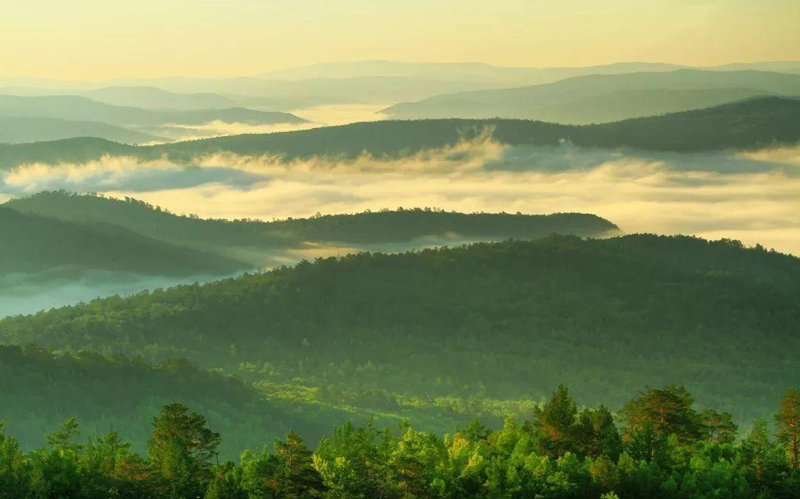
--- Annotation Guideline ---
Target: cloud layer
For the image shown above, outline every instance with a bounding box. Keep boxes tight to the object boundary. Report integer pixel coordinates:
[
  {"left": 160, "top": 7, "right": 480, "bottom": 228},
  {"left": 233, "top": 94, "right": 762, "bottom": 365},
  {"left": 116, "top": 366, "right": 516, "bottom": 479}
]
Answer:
[{"left": 3, "top": 139, "right": 800, "bottom": 256}]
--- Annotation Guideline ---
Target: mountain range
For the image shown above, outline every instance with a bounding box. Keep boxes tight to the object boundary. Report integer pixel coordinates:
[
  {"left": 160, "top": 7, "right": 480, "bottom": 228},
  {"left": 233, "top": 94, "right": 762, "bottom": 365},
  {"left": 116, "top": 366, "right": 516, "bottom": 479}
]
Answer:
[
  {"left": 383, "top": 69, "right": 800, "bottom": 123},
  {"left": 1, "top": 96, "right": 797, "bottom": 170}
]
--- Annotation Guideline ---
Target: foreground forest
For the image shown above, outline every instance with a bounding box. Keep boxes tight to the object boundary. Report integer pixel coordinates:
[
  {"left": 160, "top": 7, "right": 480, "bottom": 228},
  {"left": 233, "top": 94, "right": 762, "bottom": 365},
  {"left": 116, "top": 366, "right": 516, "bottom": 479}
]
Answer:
[{"left": 0, "top": 384, "right": 798, "bottom": 499}]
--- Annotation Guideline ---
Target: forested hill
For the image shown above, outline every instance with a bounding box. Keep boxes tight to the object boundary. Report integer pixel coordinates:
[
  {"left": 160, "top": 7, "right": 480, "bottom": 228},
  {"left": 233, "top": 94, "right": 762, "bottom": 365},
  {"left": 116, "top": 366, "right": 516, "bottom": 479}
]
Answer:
[
  {"left": 3, "top": 234, "right": 799, "bottom": 425},
  {"left": 1, "top": 97, "right": 797, "bottom": 170},
  {"left": 0, "top": 206, "right": 244, "bottom": 276},
  {"left": 0, "top": 345, "right": 310, "bottom": 456},
  {"left": 4, "top": 192, "right": 619, "bottom": 257}
]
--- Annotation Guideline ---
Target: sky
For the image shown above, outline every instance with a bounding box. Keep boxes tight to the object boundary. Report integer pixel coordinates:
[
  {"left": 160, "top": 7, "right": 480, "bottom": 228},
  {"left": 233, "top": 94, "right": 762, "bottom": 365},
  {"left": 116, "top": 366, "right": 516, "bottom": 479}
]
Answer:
[{"left": 1, "top": 0, "right": 799, "bottom": 80}]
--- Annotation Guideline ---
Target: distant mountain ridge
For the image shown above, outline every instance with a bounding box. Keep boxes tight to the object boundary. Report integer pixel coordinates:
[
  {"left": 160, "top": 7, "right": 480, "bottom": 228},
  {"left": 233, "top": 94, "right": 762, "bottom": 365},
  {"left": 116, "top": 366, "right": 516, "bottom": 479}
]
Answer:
[
  {"left": 0, "top": 115, "right": 163, "bottom": 144},
  {"left": 4, "top": 192, "right": 619, "bottom": 268},
  {"left": 0, "top": 94, "right": 306, "bottom": 127},
  {"left": 0, "top": 97, "right": 796, "bottom": 171},
  {"left": 0, "top": 206, "right": 245, "bottom": 276},
  {"left": 382, "top": 69, "right": 800, "bottom": 123}
]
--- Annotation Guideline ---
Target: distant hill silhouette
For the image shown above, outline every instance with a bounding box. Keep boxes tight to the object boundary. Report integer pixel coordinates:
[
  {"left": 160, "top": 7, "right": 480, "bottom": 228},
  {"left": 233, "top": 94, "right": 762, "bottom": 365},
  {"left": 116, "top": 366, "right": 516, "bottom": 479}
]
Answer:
[
  {"left": 0, "top": 94, "right": 306, "bottom": 127},
  {"left": 383, "top": 70, "right": 800, "bottom": 123},
  {"left": 0, "top": 115, "right": 162, "bottom": 144}
]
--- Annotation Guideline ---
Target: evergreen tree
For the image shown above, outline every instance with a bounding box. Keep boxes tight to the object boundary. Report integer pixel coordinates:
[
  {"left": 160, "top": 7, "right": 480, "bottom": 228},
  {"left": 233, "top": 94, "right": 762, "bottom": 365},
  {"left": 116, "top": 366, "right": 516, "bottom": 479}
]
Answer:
[
  {"left": 774, "top": 388, "right": 800, "bottom": 470},
  {"left": 618, "top": 385, "right": 702, "bottom": 444},
  {"left": 533, "top": 384, "right": 578, "bottom": 458},
  {"left": 148, "top": 403, "right": 222, "bottom": 499},
  {"left": 700, "top": 408, "right": 738, "bottom": 444}
]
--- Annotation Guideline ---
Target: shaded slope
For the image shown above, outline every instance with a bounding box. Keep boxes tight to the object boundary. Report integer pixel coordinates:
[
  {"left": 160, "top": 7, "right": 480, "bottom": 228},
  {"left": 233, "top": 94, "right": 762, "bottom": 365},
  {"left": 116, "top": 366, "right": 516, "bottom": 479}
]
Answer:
[
  {"left": 4, "top": 192, "right": 619, "bottom": 256},
  {"left": 0, "top": 206, "right": 244, "bottom": 276}
]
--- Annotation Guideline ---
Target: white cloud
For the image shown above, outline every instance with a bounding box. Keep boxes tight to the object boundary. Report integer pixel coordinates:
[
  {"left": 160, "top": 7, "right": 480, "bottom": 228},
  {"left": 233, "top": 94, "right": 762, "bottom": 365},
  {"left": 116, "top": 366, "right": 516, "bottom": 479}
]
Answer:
[{"left": 3, "top": 141, "right": 800, "bottom": 255}]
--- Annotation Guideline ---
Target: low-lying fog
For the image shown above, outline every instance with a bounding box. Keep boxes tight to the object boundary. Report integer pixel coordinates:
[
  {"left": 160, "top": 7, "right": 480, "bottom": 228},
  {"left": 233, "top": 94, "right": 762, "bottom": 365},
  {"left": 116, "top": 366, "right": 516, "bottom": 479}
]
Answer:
[
  {"left": 3, "top": 138, "right": 798, "bottom": 254},
  {"left": 2, "top": 138, "right": 799, "bottom": 316}
]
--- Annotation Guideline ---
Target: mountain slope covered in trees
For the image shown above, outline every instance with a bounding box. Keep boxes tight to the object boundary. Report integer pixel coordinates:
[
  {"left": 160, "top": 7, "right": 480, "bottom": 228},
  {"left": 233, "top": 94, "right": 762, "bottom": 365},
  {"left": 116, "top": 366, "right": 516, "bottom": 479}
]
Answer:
[
  {"left": 4, "top": 192, "right": 619, "bottom": 266},
  {"left": 2, "top": 234, "right": 798, "bottom": 427},
  {"left": 0, "top": 97, "right": 797, "bottom": 171},
  {"left": 0, "top": 206, "right": 244, "bottom": 276}
]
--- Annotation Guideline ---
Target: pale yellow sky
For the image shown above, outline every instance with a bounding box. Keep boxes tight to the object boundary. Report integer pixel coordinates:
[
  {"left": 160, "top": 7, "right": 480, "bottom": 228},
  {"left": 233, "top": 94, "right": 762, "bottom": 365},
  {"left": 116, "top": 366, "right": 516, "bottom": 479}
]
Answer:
[{"left": 1, "top": 0, "right": 798, "bottom": 80}]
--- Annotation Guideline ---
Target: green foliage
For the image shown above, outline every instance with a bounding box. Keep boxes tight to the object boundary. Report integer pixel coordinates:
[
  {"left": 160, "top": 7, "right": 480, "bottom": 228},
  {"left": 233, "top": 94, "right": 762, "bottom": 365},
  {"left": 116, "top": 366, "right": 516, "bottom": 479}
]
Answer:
[
  {"left": 0, "top": 388, "right": 799, "bottom": 499},
  {"left": 4, "top": 191, "right": 618, "bottom": 268},
  {"left": 774, "top": 388, "right": 800, "bottom": 470},
  {"left": 0, "top": 206, "right": 245, "bottom": 276},
  {"left": 618, "top": 386, "right": 703, "bottom": 445},
  {"left": 148, "top": 404, "right": 221, "bottom": 498},
  {"left": 3, "top": 234, "right": 798, "bottom": 431}
]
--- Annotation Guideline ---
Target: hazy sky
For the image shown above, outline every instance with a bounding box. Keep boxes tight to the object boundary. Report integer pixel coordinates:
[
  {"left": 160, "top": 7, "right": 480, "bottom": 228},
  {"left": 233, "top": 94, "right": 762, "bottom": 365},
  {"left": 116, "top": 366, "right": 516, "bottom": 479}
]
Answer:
[{"left": 2, "top": 0, "right": 798, "bottom": 80}]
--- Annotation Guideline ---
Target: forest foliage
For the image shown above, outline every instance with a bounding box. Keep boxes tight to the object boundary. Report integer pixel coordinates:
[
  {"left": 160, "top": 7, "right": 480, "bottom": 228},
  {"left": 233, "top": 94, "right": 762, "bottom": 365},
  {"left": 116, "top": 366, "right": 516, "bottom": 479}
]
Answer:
[
  {"left": 2, "top": 234, "right": 799, "bottom": 432},
  {"left": 1, "top": 384, "right": 799, "bottom": 499}
]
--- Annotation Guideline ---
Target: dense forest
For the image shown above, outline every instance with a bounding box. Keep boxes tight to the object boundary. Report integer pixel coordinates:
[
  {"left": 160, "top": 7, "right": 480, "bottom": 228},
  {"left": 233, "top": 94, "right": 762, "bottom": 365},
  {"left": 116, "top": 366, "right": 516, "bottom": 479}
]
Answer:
[
  {"left": 4, "top": 192, "right": 618, "bottom": 266},
  {"left": 1, "top": 97, "right": 798, "bottom": 171},
  {"left": 2, "top": 235, "right": 799, "bottom": 430},
  {"left": 0, "top": 206, "right": 243, "bottom": 276},
  {"left": 0, "top": 384, "right": 798, "bottom": 499}
]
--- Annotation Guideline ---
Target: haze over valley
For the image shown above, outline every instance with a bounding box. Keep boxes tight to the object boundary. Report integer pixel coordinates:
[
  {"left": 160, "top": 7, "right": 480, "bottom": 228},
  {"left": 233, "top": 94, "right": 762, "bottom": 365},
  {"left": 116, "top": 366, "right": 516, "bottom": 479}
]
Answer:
[{"left": 2, "top": 1, "right": 800, "bottom": 497}]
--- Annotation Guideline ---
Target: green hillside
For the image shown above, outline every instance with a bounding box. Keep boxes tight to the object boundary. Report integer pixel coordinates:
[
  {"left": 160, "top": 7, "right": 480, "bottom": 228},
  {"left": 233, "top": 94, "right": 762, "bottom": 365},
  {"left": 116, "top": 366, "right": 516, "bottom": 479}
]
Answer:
[
  {"left": 4, "top": 192, "right": 619, "bottom": 266},
  {"left": 1, "top": 97, "right": 797, "bottom": 171},
  {"left": 2, "top": 234, "right": 798, "bottom": 428},
  {"left": 0, "top": 206, "right": 244, "bottom": 276}
]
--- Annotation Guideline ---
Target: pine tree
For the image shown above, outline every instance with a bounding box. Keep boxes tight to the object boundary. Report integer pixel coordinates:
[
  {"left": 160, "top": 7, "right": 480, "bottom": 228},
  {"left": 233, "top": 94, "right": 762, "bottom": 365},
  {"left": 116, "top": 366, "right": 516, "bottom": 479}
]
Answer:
[
  {"left": 533, "top": 384, "right": 578, "bottom": 458},
  {"left": 775, "top": 388, "right": 800, "bottom": 470}
]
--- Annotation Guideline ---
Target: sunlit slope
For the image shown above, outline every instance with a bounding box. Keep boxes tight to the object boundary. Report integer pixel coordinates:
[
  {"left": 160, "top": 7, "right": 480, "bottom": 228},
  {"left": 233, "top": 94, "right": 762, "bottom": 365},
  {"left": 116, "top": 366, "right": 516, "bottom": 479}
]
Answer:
[
  {"left": 2, "top": 234, "right": 798, "bottom": 424},
  {"left": 1, "top": 97, "right": 797, "bottom": 171}
]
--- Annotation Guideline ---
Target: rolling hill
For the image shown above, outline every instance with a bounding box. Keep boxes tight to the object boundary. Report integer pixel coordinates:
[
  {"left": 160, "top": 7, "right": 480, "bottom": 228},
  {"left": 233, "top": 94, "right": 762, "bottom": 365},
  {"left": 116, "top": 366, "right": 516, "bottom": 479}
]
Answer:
[
  {"left": 2, "top": 234, "right": 798, "bottom": 428},
  {"left": 0, "top": 94, "right": 306, "bottom": 128},
  {"left": 4, "top": 192, "right": 619, "bottom": 267},
  {"left": 1, "top": 96, "right": 796, "bottom": 171},
  {"left": 83, "top": 86, "right": 239, "bottom": 110},
  {"left": 0, "top": 115, "right": 162, "bottom": 144},
  {"left": 0, "top": 345, "right": 317, "bottom": 457},
  {"left": 382, "top": 69, "right": 800, "bottom": 123},
  {"left": 0, "top": 206, "right": 244, "bottom": 276}
]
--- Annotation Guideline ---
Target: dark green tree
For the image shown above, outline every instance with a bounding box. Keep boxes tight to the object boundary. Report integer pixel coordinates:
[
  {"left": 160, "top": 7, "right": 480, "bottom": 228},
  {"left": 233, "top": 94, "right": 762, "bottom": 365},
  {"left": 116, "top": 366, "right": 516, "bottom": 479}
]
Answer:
[
  {"left": 774, "top": 388, "right": 800, "bottom": 470},
  {"left": 700, "top": 408, "right": 738, "bottom": 444},
  {"left": 148, "top": 403, "right": 222, "bottom": 499},
  {"left": 533, "top": 384, "right": 578, "bottom": 458},
  {"left": 618, "top": 385, "right": 702, "bottom": 445}
]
